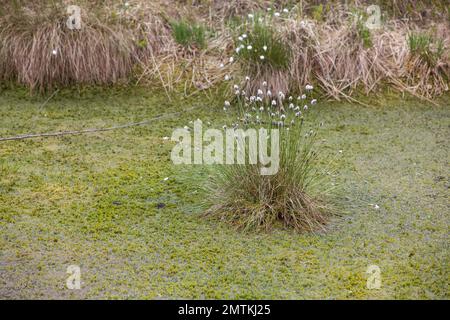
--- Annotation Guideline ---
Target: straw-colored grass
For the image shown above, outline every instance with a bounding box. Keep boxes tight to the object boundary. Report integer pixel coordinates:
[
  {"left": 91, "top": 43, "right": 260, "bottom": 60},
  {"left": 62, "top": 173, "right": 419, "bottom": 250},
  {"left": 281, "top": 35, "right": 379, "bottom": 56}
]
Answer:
[
  {"left": 0, "top": 2, "right": 138, "bottom": 92},
  {"left": 0, "top": 0, "right": 448, "bottom": 99}
]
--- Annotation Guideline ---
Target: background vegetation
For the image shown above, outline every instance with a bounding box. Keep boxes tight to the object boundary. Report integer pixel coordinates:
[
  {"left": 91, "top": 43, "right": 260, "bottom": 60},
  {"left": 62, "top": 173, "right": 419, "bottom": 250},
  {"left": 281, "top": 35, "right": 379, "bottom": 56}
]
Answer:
[{"left": 0, "top": 0, "right": 448, "bottom": 100}]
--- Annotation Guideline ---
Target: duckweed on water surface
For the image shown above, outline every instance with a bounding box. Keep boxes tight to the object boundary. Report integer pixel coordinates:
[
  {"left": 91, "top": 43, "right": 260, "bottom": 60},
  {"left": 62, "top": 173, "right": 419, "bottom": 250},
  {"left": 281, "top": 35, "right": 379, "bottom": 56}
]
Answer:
[{"left": 0, "top": 88, "right": 448, "bottom": 299}]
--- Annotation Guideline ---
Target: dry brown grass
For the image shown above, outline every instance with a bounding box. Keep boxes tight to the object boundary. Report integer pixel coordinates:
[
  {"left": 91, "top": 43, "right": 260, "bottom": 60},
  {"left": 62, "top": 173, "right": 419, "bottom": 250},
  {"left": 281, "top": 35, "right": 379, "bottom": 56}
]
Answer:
[
  {"left": 0, "top": 0, "right": 180, "bottom": 92},
  {"left": 247, "top": 16, "right": 449, "bottom": 101},
  {"left": 0, "top": 2, "right": 139, "bottom": 92},
  {"left": 0, "top": 0, "right": 448, "bottom": 99}
]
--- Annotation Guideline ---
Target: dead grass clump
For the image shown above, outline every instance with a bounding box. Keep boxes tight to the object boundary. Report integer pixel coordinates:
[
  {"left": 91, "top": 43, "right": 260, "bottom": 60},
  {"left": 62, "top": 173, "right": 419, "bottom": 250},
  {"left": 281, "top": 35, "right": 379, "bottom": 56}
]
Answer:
[
  {"left": 280, "top": 15, "right": 449, "bottom": 101},
  {"left": 208, "top": 168, "right": 330, "bottom": 233},
  {"left": 115, "top": 1, "right": 173, "bottom": 59},
  {"left": 0, "top": 1, "right": 448, "bottom": 99},
  {"left": 207, "top": 0, "right": 268, "bottom": 21},
  {"left": 402, "top": 28, "right": 449, "bottom": 98},
  {"left": 280, "top": 19, "right": 319, "bottom": 93},
  {"left": 313, "top": 20, "right": 382, "bottom": 99}
]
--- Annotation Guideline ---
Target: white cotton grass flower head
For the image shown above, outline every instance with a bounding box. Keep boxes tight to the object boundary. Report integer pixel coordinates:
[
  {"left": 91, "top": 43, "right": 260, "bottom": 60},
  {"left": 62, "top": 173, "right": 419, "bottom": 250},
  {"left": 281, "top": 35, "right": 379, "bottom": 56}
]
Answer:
[
  {"left": 289, "top": 103, "right": 294, "bottom": 109},
  {"left": 219, "top": 63, "right": 224, "bottom": 68},
  {"left": 267, "top": 90, "right": 272, "bottom": 96},
  {"left": 260, "top": 55, "right": 265, "bottom": 60},
  {"left": 235, "top": 90, "right": 240, "bottom": 95},
  {"left": 262, "top": 81, "right": 267, "bottom": 87},
  {"left": 304, "top": 105, "right": 308, "bottom": 110},
  {"left": 267, "top": 8, "right": 272, "bottom": 12},
  {"left": 263, "top": 45, "right": 267, "bottom": 51},
  {"left": 257, "top": 89, "right": 263, "bottom": 95},
  {"left": 301, "top": 94, "right": 307, "bottom": 99},
  {"left": 274, "top": 12, "right": 280, "bottom": 17},
  {"left": 247, "top": 45, "right": 253, "bottom": 50},
  {"left": 52, "top": 49, "right": 57, "bottom": 55},
  {"left": 238, "top": 36, "right": 243, "bottom": 41},
  {"left": 311, "top": 99, "right": 317, "bottom": 105},
  {"left": 245, "top": 76, "right": 250, "bottom": 81},
  {"left": 305, "top": 84, "right": 313, "bottom": 90},
  {"left": 280, "top": 114, "right": 286, "bottom": 120},
  {"left": 283, "top": 8, "right": 289, "bottom": 13},
  {"left": 248, "top": 13, "right": 254, "bottom": 19},
  {"left": 229, "top": 57, "right": 234, "bottom": 63},
  {"left": 271, "top": 100, "right": 277, "bottom": 106},
  {"left": 242, "top": 34, "right": 247, "bottom": 39},
  {"left": 235, "top": 48, "right": 241, "bottom": 54},
  {"left": 233, "top": 84, "right": 239, "bottom": 90},
  {"left": 224, "top": 101, "right": 230, "bottom": 107}
]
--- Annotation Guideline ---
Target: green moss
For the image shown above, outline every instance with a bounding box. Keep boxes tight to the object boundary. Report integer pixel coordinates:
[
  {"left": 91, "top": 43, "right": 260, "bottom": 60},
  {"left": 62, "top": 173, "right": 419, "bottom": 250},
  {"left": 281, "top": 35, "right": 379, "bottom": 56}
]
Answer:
[{"left": 0, "top": 88, "right": 448, "bottom": 299}]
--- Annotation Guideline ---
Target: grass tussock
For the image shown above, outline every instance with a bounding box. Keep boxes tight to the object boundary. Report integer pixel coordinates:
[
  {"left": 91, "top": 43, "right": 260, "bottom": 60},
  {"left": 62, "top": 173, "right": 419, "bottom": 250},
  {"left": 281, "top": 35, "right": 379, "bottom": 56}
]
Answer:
[
  {"left": 0, "top": 0, "right": 174, "bottom": 92},
  {"left": 206, "top": 83, "right": 334, "bottom": 232},
  {"left": 0, "top": 2, "right": 139, "bottom": 92},
  {"left": 403, "top": 30, "right": 449, "bottom": 97}
]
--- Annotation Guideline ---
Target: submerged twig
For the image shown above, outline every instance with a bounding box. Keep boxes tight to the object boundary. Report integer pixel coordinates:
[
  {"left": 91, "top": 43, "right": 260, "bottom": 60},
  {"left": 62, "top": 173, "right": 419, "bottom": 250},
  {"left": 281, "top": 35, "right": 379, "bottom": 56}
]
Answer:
[{"left": 0, "top": 106, "right": 200, "bottom": 142}]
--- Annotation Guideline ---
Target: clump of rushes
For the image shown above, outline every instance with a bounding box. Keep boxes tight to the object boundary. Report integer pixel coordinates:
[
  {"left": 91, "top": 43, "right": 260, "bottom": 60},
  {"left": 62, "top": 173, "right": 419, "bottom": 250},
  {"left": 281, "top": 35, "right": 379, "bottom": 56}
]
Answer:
[
  {"left": 171, "top": 20, "right": 207, "bottom": 50},
  {"left": 403, "top": 31, "right": 448, "bottom": 98},
  {"left": 229, "top": 10, "right": 292, "bottom": 96},
  {"left": 234, "top": 15, "right": 290, "bottom": 70},
  {"left": 207, "top": 80, "right": 334, "bottom": 232},
  {"left": 408, "top": 32, "right": 444, "bottom": 67}
]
